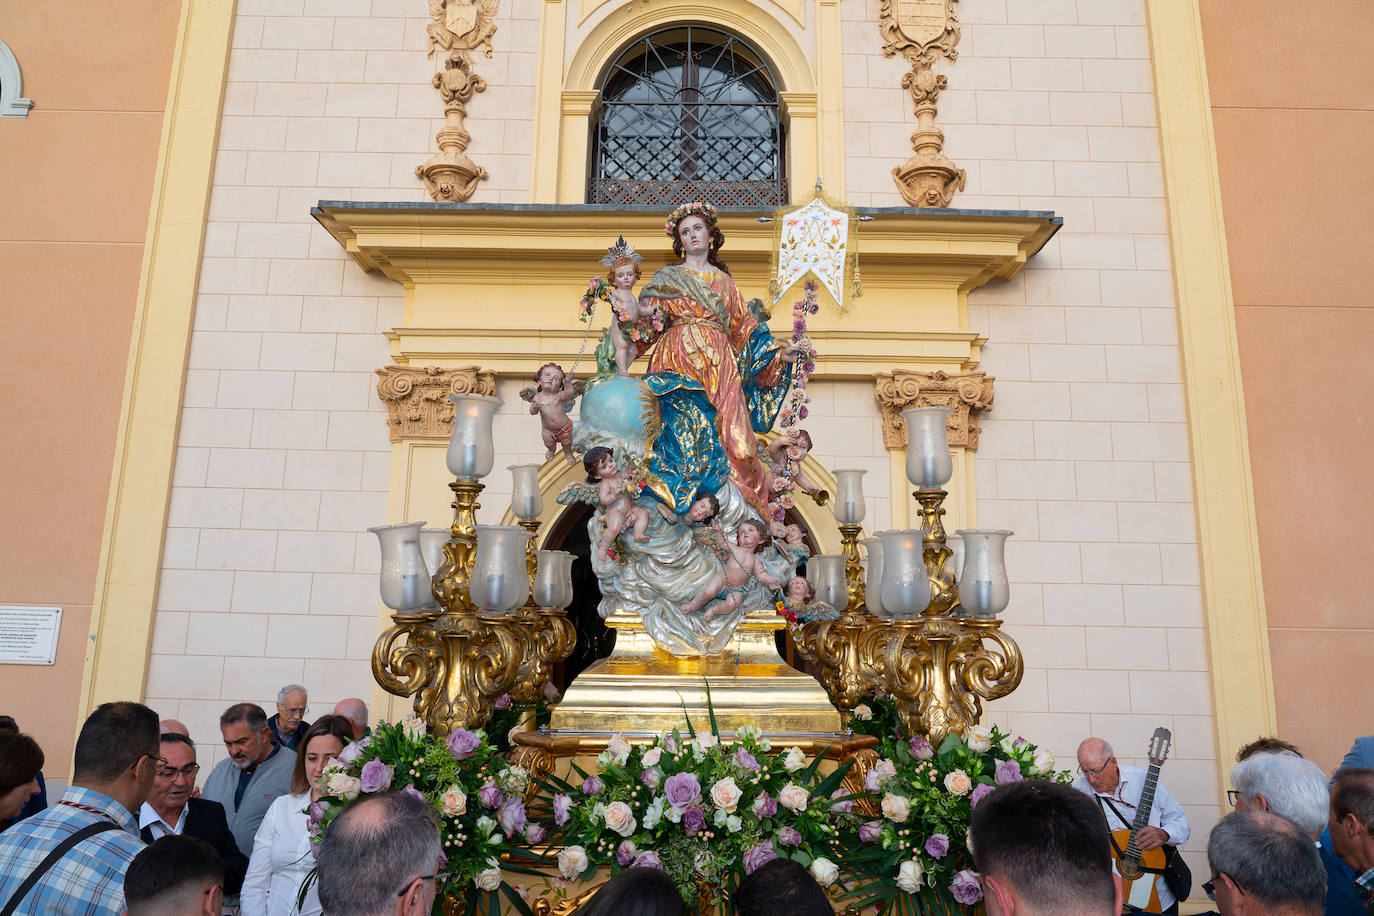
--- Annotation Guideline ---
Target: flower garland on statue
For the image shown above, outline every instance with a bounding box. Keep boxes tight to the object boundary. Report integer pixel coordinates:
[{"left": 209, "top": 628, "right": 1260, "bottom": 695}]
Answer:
[
  {"left": 768, "top": 282, "right": 819, "bottom": 523},
  {"left": 536, "top": 721, "right": 862, "bottom": 910},
  {"left": 579, "top": 277, "right": 614, "bottom": 323},
  {"left": 307, "top": 718, "right": 550, "bottom": 914},
  {"left": 836, "top": 702, "right": 1069, "bottom": 912}
]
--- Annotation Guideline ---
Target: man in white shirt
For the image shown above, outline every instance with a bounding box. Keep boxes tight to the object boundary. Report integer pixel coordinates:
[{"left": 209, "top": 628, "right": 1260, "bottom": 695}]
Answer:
[{"left": 1074, "top": 737, "right": 1191, "bottom": 914}]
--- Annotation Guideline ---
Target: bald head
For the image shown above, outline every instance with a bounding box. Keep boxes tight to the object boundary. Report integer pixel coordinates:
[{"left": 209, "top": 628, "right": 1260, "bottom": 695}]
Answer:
[
  {"left": 316, "top": 792, "right": 440, "bottom": 916},
  {"left": 160, "top": 719, "right": 190, "bottom": 737},
  {"left": 1076, "top": 738, "right": 1119, "bottom": 795},
  {"left": 1076, "top": 738, "right": 1112, "bottom": 765},
  {"left": 333, "top": 699, "right": 368, "bottom": 738}
]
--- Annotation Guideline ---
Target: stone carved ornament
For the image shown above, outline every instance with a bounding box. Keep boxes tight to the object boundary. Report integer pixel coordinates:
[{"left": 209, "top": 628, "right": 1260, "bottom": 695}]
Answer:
[
  {"left": 417, "top": 0, "right": 499, "bottom": 202},
  {"left": 877, "top": 0, "right": 966, "bottom": 207},
  {"left": 376, "top": 366, "right": 498, "bottom": 440},
  {"left": 874, "top": 369, "right": 993, "bottom": 451}
]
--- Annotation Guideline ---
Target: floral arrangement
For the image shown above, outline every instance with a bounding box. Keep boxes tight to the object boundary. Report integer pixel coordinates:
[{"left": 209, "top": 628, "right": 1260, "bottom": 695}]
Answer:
[
  {"left": 664, "top": 201, "right": 719, "bottom": 237},
  {"left": 837, "top": 723, "right": 1067, "bottom": 913},
  {"left": 308, "top": 717, "right": 550, "bottom": 915},
  {"left": 535, "top": 718, "right": 860, "bottom": 912},
  {"left": 617, "top": 304, "right": 664, "bottom": 345},
  {"left": 579, "top": 276, "right": 613, "bottom": 323},
  {"left": 777, "top": 281, "right": 818, "bottom": 431}
]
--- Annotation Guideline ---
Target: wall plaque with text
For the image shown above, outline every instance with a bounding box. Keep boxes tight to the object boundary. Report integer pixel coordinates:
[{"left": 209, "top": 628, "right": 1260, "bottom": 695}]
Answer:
[{"left": 0, "top": 606, "right": 62, "bottom": 665}]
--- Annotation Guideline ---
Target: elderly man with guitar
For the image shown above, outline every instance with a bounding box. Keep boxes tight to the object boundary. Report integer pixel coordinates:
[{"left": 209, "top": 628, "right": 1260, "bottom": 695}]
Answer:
[{"left": 1075, "top": 732, "right": 1192, "bottom": 914}]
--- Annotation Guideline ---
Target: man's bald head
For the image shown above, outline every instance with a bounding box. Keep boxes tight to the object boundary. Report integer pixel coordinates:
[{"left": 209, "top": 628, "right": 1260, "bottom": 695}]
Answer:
[
  {"left": 1076, "top": 738, "right": 1112, "bottom": 766},
  {"left": 317, "top": 792, "right": 440, "bottom": 916},
  {"left": 160, "top": 719, "right": 190, "bottom": 737},
  {"left": 1076, "top": 738, "right": 1119, "bottom": 794},
  {"left": 332, "top": 699, "right": 369, "bottom": 738}
]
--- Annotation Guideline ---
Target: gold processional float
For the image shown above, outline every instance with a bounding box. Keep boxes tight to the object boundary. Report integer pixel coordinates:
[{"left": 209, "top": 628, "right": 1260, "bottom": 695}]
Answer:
[{"left": 366, "top": 192, "right": 1024, "bottom": 789}]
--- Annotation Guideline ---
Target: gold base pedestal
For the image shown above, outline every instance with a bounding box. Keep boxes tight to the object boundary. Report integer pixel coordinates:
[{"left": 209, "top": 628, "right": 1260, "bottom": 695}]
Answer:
[{"left": 546, "top": 608, "right": 844, "bottom": 742}]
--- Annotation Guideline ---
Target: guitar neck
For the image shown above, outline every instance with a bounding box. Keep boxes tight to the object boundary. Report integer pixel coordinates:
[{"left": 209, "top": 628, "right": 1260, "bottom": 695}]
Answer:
[{"left": 1123, "top": 762, "right": 1162, "bottom": 858}]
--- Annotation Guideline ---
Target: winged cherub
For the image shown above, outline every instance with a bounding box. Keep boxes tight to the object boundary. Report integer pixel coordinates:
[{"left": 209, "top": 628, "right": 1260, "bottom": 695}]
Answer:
[
  {"left": 681, "top": 519, "right": 782, "bottom": 621},
  {"left": 519, "top": 362, "right": 584, "bottom": 464}
]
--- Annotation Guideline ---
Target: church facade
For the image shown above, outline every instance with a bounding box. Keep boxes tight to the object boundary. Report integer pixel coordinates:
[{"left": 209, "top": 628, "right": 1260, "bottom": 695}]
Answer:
[{"left": 2, "top": 0, "right": 1369, "bottom": 883}]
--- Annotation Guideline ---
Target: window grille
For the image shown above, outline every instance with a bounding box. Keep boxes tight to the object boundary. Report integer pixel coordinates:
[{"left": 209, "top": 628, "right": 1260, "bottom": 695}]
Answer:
[{"left": 589, "top": 27, "right": 787, "bottom": 207}]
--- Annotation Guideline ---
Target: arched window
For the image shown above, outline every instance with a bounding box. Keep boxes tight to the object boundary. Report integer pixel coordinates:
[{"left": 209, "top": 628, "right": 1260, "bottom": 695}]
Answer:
[{"left": 589, "top": 26, "right": 787, "bottom": 207}]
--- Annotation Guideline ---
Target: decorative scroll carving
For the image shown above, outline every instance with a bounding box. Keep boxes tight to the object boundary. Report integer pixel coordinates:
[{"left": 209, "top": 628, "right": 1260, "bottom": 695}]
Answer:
[
  {"left": 417, "top": 0, "right": 498, "bottom": 202},
  {"left": 376, "top": 365, "right": 497, "bottom": 440},
  {"left": 877, "top": 0, "right": 966, "bottom": 207},
  {"left": 874, "top": 369, "right": 994, "bottom": 451}
]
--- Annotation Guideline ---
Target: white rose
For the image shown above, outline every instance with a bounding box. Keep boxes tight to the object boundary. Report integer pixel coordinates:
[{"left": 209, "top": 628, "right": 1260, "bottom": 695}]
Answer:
[
  {"left": 1031, "top": 748, "right": 1055, "bottom": 775},
  {"left": 558, "top": 845, "right": 589, "bottom": 879},
  {"left": 944, "top": 769, "right": 972, "bottom": 796},
  {"left": 896, "top": 859, "right": 924, "bottom": 894},
  {"left": 326, "top": 772, "right": 362, "bottom": 802},
  {"left": 964, "top": 724, "right": 992, "bottom": 753},
  {"left": 881, "top": 793, "right": 911, "bottom": 823},
  {"left": 710, "top": 777, "right": 743, "bottom": 812},
  {"left": 475, "top": 860, "right": 501, "bottom": 891},
  {"left": 642, "top": 747, "right": 662, "bottom": 767},
  {"left": 714, "top": 808, "right": 728, "bottom": 827},
  {"left": 501, "top": 765, "right": 529, "bottom": 794},
  {"left": 875, "top": 758, "right": 897, "bottom": 778},
  {"left": 603, "top": 801, "right": 637, "bottom": 837},
  {"left": 810, "top": 856, "right": 839, "bottom": 887},
  {"left": 783, "top": 746, "right": 807, "bottom": 773},
  {"left": 726, "top": 814, "right": 742, "bottom": 833},
  {"left": 606, "top": 734, "right": 632, "bottom": 765},
  {"left": 401, "top": 714, "right": 427, "bottom": 739},
  {"left": 778, "top": 783, "right": 810, "bottom": 813},
  {"left": 854, "top": 704, "right": 873, "bottom": 721},
  {"left": 440, "top": 785, "right": 467, "bottom": 816}
]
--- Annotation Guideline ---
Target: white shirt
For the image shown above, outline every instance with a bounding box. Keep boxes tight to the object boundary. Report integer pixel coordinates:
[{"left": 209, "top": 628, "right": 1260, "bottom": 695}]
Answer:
[
  {"left": 240, "top": 791, "right": 321, "bottom": 916},
  {"left": 1073, "top": 764, "right": 1191, "bottom": 911},
  {"left": 138, "top": 801, "right": 188, "bottom": 840}
]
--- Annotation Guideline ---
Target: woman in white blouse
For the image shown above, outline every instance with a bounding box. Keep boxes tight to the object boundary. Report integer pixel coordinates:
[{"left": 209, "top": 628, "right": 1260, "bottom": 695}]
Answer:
[{"left": 241, "top": 715, "right": 355, "bottom": 916}]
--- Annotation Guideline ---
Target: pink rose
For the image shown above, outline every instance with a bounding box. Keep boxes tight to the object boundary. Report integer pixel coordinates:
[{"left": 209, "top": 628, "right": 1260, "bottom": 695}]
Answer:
[
  {"left": 553, "top": 793, "right": 572, "bottom": 826},
  {"left": 498, "top": 797, "right": 526, "bottom": 836}
]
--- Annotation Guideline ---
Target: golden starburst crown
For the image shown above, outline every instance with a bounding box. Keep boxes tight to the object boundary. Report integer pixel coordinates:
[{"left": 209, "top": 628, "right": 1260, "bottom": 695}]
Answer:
[
  {"left": 664, "top": 201, "right": 718, "bottom": 237},
  {"left": 598, "top": 235, "right": 643, "bottom": 267}
]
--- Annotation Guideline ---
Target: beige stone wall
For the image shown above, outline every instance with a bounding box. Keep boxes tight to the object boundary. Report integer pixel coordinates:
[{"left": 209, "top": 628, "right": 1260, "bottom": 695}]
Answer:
[{"left": 840, "top": 0, "right": 1218, "bottom": 860}]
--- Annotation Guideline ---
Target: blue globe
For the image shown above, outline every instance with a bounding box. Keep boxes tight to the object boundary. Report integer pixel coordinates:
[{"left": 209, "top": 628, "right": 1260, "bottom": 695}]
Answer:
[{"left": 578, "top": 375, "right": 651, "bottom": 447}]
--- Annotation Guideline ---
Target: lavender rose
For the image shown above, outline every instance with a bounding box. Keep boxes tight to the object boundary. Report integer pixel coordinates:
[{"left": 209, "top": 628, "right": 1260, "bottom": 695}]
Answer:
[
  {"left": 447, "top": 728, "right": 481, "bottom": 760},
  {"left": 582, "top": 775, "right": 603, "bottom": 796},
  {"left": 525, "top": 823, "right": 547, "bottom": 844},
  {"left": 830, "top": 789, "right": 853, "bottom": 814},
  {"left": 663, "top": 771, "right": 702, "bottom": 808},
  {"left": 632, "top": 851, "right": 664, "bottom": 871},
  {"left": 682, "top": 806, "right": 706, "bottom": 835},
  {"left": 479, "top": 783, "right": 504, "bottom": 809},
  {"left": 617, "top": 840, "right": 637, "bottom": 866},
  {"left": 752, "top": 794, "right": 777, "bottom": 819},
  {"left": 743, "top": 842, "right": 778, "bottom": 875},
  {"left": 734, "top": 747, "right": 761, "bottom": 772},
  {"left": 498, "top": 796, "right": 527, "bottom": 836},
  {"left": 494, "top": 693, "right": 511, "bottom": 710},
  {"left": 909, "top": 736, "right": 934, "bottom": 760},
  {"left": 950, "top": 870, "right": 983, "bottom": 904},
  {"left": 994, "top": 759, "right": 1024, "bottom": 785},
  {"left": 359, "top": 759, "right": 393, "bottom": 794},
  {"left": 969, "top": 782, "right": 996, "bottom": 808},
  {"left": 308, "top": 801, "right": 327, "bottom": 826},
  {"left": 641, "top": 768, "right": 663, "bottom": 790},
  {"left": 400, "top": 785, "right": 427, "bottom": 804},
  {"left": 858, "top": 821, "right": 883, "bottom": 844},
  {"left": 553, "top": 793, "right": 572, "bottom": 826},
  {"left": 776, "top": 826, "right": 802, "bottom": 848},
  {"left": 924, "top": 833, "right": 950, "bottom": 858}
]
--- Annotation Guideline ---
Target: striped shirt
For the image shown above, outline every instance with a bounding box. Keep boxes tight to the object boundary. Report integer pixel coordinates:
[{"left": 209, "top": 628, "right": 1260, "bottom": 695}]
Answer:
[{"left": 0, "top": 786, "right": 146, "bottom": 916}]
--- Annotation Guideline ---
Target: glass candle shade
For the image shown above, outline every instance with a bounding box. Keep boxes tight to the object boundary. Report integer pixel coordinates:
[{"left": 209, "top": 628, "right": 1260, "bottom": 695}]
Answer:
[
  {"left": 446, "top": 393, "right": 502, "bottom": 479},
  {"left": 418, "top": 527, "right": 450, "bottom": 609},
  {"left": 901, "top": 406, "right": 953, "bottom": 490},
  {"left": 955, "top": 529, "right": 1012, "bottom": 617},
  {"left": 944, "top": 532, "right": 963, "bottom": 583},
  {"left": 508, "top": 463, "right": 543, "bottom": 521},
  {"left": 556, "top": 551, "right": 575, "bottom": 609},
  {"left": 469, "top": 525, "right": 530, "bottom": 612},
  {"left": 808, "top": 554, "right": 847, "bottom": 609},
  {"left": 368, "top": 522, "right": 430, "bottom": 611},
  {"left": 861, "top": 536, "right": 885, "bottom": 616},
  {"left": 534, "top": 550, "right": 575, "bottom": 609},
  {"left": 833, "top": 469, "right": 867, "bottom": 525},
  {"left": 879, "top": 529, "right": 931, "bottom": 616}
]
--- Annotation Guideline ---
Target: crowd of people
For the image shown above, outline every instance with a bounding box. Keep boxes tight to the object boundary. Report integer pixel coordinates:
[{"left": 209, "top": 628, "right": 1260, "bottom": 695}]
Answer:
[{"left": 0, "top": 696, "right": 1372, "bottom": 916}]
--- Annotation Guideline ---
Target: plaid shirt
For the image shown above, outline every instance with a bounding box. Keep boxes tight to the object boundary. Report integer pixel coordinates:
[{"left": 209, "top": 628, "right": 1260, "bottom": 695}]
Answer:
[
  {"left": 0, "top": 786, "right": 146, "bottom": 915},
  {"left": 1356, "top": 865, "right": 1374, "bottom": 913}
]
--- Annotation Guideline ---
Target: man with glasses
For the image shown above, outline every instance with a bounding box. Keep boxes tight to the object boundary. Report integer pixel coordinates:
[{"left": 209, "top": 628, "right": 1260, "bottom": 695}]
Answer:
[
  {"left": 1204, "top": 809, "right": 1324, "bottom": 915},
  {"left": 316, "top": 791, "right": 442, "bottom": 916},
  {"left": 267, "top": 684, "right": 310, "bottom": 752},
  {"left": 1073, "top": 737, "right": 1191, "bottom": 914},
  {"left": 138, "top": 733, "right": 249, "bottom": 896},
  {"left": 0, "top": 701, "right": 160, "bottom": 915}
]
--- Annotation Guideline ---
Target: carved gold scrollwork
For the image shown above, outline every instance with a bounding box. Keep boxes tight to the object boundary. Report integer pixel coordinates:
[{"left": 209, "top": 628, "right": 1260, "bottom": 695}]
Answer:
[
  {"left": 874, "top": 369, "right": 994, "bottom": 452},
  {"left": 507, "top": 744, "right": 556, "bottom": 802},
  {"left": 376, "top": 366, "right": 497, "bottom": 441},
  {"left": 372, "top": 611, "right": 447, "bottom": 723}
]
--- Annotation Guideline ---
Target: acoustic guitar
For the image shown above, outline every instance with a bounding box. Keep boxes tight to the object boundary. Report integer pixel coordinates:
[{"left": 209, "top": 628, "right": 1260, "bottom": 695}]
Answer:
[{"left": 1105, "top": 727, "right": 1173, "bottom": 913}]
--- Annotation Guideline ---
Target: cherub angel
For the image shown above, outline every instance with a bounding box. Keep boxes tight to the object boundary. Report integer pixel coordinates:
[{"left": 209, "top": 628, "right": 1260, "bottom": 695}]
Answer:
[
  {"left": 519, "top": 362, "right": 584, "bottom": 464},
  {"left": 777, "top": 575, "right": 840, "bottom": 624},
  {"left": 681, "top": 519, "right": 782, "bottom": 621},
  {"left": 767, "top": 430, "right": 829, "bottom": 505},
  {"left": 557, "top": 446, "right": 651, "bottom": 558},
  {"left": 588, "top": 237, "right": 662, "bottom": 379}
]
